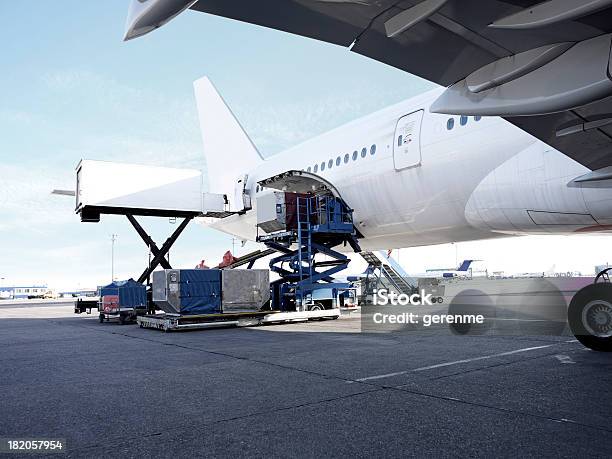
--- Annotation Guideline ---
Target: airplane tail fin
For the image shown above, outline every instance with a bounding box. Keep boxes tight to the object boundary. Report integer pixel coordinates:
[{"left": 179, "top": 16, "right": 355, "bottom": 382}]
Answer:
[
  {"left": 193, "top": 77, "right": 263, "bottom": 197},
  {"left": 457, "top": 260, "right": 474, "bottom": 271}
]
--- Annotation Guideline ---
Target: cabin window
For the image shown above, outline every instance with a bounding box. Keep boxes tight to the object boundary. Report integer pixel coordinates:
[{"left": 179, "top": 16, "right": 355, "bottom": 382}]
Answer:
[
  {"left": 321, "top": 161, "right": 326, "bottom": 171},
  {"left": 344, "top": 153, "right": 349, "bottom": 163},
  {"left": 314, "top": 164, "right": 318, "bottom": 173},
  {"left": 474, "top": 115, "right": 482, "bottom": 122},
  {"left": 352, "top": 150, "right": 358, "bottom": 161},
  {"left": 370, "top": 144, "right": 376, "bottom": 155},
  {"left": 328, "top": 159, "right": 333, "bottom": 169},
  {"left": 361, "top": 147, "right": 367, "bottom": 158},
  {"left": 307, "top": 166, "right": 311, "bottom": 172},
  {"left": 397, "top": 135, "right": 403, "bottom": 146},
  {"left": 336, "top": 156, "right": 341, "bottom": 166},
  {"left": 460, "top": 115, "right": 468, "bottom": 126},
  {"left": 447, "top": 118, "right": 454, "bottom": 130},
  {"left": 256, "top": 185, "right": 260, "bottom": 193}
]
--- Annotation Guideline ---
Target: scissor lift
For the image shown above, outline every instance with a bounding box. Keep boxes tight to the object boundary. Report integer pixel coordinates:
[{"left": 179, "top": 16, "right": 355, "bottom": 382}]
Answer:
[{"left": 257, "top": 194, "right": 361, "bottom": 313}]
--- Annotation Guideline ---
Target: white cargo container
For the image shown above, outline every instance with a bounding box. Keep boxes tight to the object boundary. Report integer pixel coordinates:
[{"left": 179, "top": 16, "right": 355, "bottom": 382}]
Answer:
[{"left": 75, "top": 159, "right": 226, "bottom": 221}]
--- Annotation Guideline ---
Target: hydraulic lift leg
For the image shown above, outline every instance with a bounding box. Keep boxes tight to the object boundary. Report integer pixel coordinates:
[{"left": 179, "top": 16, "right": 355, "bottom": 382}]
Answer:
[
  {"left": 126, "top": 214, "right": 172, "bottom": 271},
  {"left": 133, "top": 216, "right": 194, "bottom": 284}
]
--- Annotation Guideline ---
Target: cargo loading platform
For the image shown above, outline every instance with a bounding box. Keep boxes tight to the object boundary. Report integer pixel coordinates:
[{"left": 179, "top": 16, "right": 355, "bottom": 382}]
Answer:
[
  {"left": 139, "top": 266, "right": 342, "bottom": 332},
  {"left": 137, "top": 308, "right": 341, "bottom": 332}
]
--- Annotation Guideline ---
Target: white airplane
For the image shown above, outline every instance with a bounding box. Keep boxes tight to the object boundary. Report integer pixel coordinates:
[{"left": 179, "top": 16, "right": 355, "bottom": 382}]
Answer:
[
  {"left": 121, "top": 0, "right": 612, "bottom": 351},
  {"left": 423, "top": 260, "right": 477, "bottom": 278},
  {"left": 195, "top": 77, "right": 612, "bottom": 250}
]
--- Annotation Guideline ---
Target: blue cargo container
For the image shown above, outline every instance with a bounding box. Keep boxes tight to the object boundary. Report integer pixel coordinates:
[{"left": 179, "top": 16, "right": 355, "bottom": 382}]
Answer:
[
  {"left": 98, "top": 279, "right": 147, "bottom": 324},
  {"left": 176, "top": 269, "right": 221, "bottom": 315},
  {"left": 99, "top": 279, "right": 147, "bottom": 310},
  {"left": 152, "top": 269, "right": 222, "bottom": 315}
]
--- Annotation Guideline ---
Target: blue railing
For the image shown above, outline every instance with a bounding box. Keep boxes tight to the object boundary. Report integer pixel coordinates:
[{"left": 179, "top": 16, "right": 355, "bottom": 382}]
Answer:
[{"left": 296, "top": 195, "right": 354, "bottom": 235}]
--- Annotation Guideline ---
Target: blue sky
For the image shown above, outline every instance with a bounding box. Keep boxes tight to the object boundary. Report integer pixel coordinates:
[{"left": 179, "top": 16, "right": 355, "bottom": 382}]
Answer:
[{"left": 0, "top": 1, "right": 608, "bottom": 289}]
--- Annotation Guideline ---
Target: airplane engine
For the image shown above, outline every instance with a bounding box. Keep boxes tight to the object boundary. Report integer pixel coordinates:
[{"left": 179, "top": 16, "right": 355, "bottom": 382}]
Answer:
[{"left": 464, "top": 143, "right": 612, "bottom": 235}]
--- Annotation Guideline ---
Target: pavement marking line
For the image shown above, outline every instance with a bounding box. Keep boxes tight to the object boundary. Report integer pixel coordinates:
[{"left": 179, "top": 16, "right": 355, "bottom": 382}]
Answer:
[
  {"left": 554, "top": 354, "right": 576, "bottom": 364},
  {"left": 354, "top": 344, "right": 555, "bottom": 382}
]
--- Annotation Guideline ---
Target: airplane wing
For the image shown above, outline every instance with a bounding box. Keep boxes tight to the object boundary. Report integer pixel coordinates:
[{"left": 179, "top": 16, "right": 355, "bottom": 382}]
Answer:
[{"left": 125, "top": 0, "right": 612, "bottom": 171}]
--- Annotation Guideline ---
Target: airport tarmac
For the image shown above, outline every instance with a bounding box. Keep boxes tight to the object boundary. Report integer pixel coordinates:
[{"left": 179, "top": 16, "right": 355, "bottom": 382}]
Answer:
[{"left": 0, "top": 302, "right": 610, "bottom": 457}]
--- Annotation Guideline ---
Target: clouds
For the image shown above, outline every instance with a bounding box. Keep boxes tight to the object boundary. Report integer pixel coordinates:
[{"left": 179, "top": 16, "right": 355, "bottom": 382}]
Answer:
[
  {"left": 0, "top": 109, "right": 33, "bottom": 125},
  {"left": 0, "top": 163, "right": 76, "bottom": 232},
  {"left": 42, "top": 69, "right": 108, "bottom": 92},
  {"left": 225, "top": 75, "right": 434, "bottom": 156}
]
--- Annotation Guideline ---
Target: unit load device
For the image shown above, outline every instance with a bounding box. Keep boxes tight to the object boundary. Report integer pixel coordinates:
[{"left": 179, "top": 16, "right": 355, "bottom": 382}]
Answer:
[{"left": 152, "top": 269, "right": 270, "bottom": 315}]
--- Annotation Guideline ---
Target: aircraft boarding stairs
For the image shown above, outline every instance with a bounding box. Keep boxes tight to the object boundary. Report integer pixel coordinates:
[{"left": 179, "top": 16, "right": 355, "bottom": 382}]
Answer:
[{"left": 359, "top": 251, "right": 416, "bottom": 303}]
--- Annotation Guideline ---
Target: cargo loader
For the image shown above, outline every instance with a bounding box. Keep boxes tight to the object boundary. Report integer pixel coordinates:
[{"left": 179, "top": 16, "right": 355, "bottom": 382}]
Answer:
[
  {"left": 138, "top": 171, "right": 361, "bottom": 331},
  {"left": 73, "top": 160, "right": 361, "bottom": 331}
]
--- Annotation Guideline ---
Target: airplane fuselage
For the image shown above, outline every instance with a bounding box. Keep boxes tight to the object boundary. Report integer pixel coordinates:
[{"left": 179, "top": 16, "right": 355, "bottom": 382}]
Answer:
[{"left": 210, "top": 88, "right": 612, "bottom": 250}]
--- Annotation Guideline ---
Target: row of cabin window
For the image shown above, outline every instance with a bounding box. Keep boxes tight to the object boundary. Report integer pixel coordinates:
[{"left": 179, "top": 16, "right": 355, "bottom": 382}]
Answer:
[
  {"left": 255, "top": 144, "right": 377, "bottom": 193},
  {"left": 14, "top": 288, "right": 44, "bottom": 293},
  {"left": 447, "top": 115, "right": 481, "bottom": 130},
  {"left": 306, "top": 144, "right": 377, "bottom": 174}
]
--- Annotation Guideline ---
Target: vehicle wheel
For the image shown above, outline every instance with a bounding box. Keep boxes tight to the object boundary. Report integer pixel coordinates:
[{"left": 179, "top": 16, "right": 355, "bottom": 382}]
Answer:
[
  {"left": 99, "top": 313, "right": 104, "bottom": 323},
  {"left": 309, "top": 303, "right": 324, "bottom": 311},
  {"left": 518, "top": 279, "right": 567, "bottom": 337},
  {"left": 119, "top": 313, "right": 126, "bottom": 325},
  {"left": 447, "top": 289, "right": 494, "bottom": 335},
  {"left": 568, "top": 283, "right": 612, "bottom": 352}
]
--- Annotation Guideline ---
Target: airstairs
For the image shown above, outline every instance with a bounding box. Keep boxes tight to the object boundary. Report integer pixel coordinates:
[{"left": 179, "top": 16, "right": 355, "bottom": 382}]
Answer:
[{"left": 359, "top": 251, "right": 416, "bottom": 301}]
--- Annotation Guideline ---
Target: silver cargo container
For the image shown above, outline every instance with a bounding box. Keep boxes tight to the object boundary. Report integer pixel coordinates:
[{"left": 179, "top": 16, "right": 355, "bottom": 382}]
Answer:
[
  {"left": 222, "top": 269, "right": 270, "bottom": 312},
  {"left": 256, "top": 192, "right": 286, "bottom": 233}
]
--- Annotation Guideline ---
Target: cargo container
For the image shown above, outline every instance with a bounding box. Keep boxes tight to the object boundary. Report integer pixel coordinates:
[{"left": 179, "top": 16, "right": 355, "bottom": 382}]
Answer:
[
  {"left": 256, "top": 191, "right": 312, "bottom": 233},
  {"left": 152, "top": 269, "right": 269, "bottom": 315},
  {"left": 98, "top": 279, "right": 147, "bottom": 324}
]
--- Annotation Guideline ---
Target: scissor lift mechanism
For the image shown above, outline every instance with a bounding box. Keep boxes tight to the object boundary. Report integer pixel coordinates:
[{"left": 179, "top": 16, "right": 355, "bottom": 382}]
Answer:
[{"left": 257, "top": 194, "right": 361, "bottom": 312}]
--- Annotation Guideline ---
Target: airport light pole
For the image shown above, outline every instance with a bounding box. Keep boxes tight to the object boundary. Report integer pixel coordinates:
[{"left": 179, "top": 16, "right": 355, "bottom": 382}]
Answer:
[
  {"left": 111, "top": 234, "right": 117, "bottom": 281},
  {"left": 231, "top": 237, "right": 247, "bottom": 256}
]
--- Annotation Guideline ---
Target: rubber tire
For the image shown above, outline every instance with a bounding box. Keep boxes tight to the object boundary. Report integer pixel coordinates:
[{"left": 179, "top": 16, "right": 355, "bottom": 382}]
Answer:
[
  {"left": 568, "top": 283, "right": 612, "bottom": 352},
  {"left": 99, "top": 313, "right": 104, "bottom": 323},
  {"left": 447, "top": 289, "right": 494, "bottom": 336}
]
